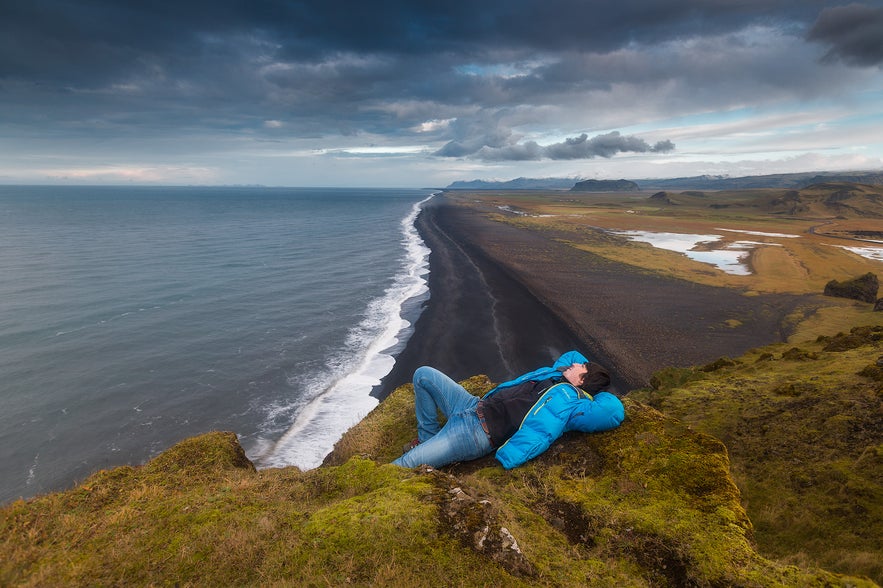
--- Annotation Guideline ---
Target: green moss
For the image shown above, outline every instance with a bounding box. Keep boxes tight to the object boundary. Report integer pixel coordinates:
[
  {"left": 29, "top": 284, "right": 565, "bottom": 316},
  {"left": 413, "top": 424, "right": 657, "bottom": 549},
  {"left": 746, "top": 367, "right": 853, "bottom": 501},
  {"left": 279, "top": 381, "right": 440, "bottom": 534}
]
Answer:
[
  {"left": 647, "top": 366, "right": 705, "bottom": 395},
  {"left": 3, "top": 337, "right": 880, "bottom": 587},
  {"left": 143, "top": 430, "right": 255, "bottom": 478},
  {"left": 700, "top": 356, "right": 738, "bottom": 372},
  {"left": 632, "top": 326, "right": 883, "bottom": 584}
]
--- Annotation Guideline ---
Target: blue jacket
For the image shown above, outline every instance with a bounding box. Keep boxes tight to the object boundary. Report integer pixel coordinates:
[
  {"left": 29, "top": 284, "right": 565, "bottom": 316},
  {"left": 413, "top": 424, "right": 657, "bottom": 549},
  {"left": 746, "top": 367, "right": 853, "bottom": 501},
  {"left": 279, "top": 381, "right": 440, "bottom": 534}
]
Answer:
[{"left": 483, "top": 350, "right": 625, "bottom": 469}]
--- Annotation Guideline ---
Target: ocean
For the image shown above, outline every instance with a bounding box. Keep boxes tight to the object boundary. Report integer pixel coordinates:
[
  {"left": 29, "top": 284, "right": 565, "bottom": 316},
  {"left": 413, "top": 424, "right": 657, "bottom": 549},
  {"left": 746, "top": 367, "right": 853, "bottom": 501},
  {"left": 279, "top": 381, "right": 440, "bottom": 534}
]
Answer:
[{"left": 0, "top": 185, "right": 435, "bottom": 504}]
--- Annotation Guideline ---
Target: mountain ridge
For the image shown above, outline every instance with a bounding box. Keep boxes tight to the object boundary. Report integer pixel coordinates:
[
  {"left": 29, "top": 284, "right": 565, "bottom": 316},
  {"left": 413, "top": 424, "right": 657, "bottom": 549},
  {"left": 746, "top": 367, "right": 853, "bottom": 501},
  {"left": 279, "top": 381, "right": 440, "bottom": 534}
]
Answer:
[{"left": 446, "top": 170, "right": 883, "bottom": 191}]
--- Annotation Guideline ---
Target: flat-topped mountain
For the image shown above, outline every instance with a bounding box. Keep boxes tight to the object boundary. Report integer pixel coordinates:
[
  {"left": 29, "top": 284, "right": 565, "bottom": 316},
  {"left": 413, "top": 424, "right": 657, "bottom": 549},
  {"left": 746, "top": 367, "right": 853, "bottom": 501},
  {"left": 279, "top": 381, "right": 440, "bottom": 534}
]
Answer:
[
  {"left": 640, "top": 171, "right": 883, "bottom": 190},
  {"left": 447, "top": 177, "right": 580, "bottom": 190},
  {"left": 570, "top": 178, "right": 639, "bottom": 192}
]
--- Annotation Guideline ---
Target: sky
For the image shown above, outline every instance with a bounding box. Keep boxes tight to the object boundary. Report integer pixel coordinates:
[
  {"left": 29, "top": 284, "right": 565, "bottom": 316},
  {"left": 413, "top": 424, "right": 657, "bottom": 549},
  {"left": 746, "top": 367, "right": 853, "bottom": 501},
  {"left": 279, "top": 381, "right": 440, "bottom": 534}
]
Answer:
[{"left": 2, "top": 0, "right": 883, "bottom": 187}]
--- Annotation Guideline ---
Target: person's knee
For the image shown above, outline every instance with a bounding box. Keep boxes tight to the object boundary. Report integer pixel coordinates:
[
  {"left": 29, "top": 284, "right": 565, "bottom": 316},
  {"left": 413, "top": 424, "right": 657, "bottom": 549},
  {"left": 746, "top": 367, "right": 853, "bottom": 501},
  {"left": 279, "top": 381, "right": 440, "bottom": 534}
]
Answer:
[{"left": 413, "top": 365, "right": 436, "bottom": 385}]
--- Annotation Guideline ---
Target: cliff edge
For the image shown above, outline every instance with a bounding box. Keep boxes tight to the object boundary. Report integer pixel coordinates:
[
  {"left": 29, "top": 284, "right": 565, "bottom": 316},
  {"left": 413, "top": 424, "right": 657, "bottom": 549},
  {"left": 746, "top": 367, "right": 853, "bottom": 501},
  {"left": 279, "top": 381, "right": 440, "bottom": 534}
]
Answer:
[{"left": 4, "top": 325, "right": 881, "bottom": 587}]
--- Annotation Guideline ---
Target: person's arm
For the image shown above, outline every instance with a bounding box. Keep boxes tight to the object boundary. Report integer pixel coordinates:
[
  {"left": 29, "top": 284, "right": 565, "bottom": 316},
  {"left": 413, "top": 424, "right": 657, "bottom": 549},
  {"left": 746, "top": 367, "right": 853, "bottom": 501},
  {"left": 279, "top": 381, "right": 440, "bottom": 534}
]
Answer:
[
  {"left": 486, "top": 350, "right": 589, "bottom": 399},
  {"left": 494, "top": 390, "right": 625, "bottom": 469},
  {"left": 495, "top": 424, "right": 556, "bottom": 470},
  {"left": 567, "top": 392, "right": 625, "bottom": 432}
]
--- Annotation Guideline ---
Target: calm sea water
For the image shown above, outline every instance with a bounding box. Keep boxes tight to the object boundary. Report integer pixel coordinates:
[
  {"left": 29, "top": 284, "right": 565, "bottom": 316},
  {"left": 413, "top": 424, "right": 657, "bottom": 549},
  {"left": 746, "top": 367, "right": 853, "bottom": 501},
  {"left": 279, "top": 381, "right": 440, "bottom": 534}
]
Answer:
[{"left": 0, "top": 185, "right": 434, "bottom": 503}]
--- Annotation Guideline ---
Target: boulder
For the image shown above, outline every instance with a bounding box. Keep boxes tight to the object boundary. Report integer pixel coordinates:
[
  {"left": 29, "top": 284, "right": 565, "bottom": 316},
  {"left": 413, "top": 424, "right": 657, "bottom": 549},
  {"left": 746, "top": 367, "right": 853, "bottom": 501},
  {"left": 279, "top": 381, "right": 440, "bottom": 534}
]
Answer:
[{"left": 824, "top": 272, "right": 879, "bottom": 303}]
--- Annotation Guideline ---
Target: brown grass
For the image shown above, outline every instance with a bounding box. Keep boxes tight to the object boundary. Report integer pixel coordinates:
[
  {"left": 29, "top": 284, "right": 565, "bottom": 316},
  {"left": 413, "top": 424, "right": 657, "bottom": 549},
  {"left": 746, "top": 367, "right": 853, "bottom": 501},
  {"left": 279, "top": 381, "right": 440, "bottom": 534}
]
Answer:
[{"left": 457, "top": 189, "right": 883, "bottom": 297}]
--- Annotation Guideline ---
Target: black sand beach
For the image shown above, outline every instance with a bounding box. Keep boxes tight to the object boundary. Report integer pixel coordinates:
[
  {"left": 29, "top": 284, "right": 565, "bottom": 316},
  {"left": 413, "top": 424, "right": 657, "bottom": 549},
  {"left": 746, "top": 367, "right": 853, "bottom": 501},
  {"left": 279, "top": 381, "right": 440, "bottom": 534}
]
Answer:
[
  {"left": 379, "top": 193, "right": 810, "bottom": 396},
  {"left": 378, "top": 195, "right": 593, "bottom": 394}
]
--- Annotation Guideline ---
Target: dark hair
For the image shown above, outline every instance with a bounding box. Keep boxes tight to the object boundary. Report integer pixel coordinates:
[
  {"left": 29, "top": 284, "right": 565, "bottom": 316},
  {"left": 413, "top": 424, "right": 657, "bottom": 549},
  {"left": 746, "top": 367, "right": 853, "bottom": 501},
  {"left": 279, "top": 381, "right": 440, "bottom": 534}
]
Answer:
[{"left": 580, "top": 363, "right": 610, "bottom": 393}]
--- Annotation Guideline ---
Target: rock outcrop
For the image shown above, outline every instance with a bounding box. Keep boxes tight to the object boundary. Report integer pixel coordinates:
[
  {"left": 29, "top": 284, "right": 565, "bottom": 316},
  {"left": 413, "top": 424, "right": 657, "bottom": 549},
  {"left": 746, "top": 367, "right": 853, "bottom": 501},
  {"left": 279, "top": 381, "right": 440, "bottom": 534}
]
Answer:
[
  {"left": 649, "top": 190, "right": 676, "bottom": 205},
  {"left": 824, "top": 272, "right": 879, "bottom": 303},
  {"left": 767, "top": 183, "right": 883, "bottom": 218}
]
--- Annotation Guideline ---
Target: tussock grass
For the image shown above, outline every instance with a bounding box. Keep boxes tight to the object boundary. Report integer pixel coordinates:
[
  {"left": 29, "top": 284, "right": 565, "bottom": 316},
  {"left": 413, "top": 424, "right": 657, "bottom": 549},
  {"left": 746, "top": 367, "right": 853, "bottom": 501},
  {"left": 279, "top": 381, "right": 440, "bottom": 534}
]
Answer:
[
  {"left": 459, "top": 189, "right": 883, "bottom": 296},
  {"left": 2, "top": 435, "right": 511, "bottom": 587},
  {"left": 788, "top": 300, "right": 883, "bottom": 343},
  {"left": 632, "top": 325, "right": 883, "bottom": 583}
]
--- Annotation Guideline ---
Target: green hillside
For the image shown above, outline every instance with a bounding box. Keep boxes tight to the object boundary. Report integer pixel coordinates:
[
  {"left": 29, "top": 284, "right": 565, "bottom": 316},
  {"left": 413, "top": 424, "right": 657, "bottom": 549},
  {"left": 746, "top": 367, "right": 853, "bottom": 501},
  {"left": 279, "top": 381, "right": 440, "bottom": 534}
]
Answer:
[
  {"left": 631, "top": 325, "right": 883, "bottom": 582},
  {"left": 3, "top": 325, "right": 881, "bottom": 586}
]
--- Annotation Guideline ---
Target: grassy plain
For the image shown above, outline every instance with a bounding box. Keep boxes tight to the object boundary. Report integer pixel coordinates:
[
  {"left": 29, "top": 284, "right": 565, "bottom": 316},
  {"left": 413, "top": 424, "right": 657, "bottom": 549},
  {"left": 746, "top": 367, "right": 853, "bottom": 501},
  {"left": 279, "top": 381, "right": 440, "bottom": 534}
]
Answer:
[{"left": 451, "top": 186, "right": 883, "bottom": 339}]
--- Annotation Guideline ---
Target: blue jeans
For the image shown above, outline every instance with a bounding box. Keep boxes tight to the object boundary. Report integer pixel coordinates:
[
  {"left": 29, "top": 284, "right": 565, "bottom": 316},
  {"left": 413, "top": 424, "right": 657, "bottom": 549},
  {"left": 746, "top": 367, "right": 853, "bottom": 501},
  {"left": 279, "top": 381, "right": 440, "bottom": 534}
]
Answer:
[{"left": 393, "top": 366, "right": 493, "bottom": 468}]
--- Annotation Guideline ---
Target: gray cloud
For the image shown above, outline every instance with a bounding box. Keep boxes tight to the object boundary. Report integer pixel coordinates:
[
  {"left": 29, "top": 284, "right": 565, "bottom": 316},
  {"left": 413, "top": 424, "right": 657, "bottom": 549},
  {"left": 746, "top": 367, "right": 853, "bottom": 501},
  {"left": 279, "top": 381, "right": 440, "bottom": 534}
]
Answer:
[
  {"left": 0, "top": 1, "right": 823, "bottom": 80},
  {"left": 474, "top": 142, "right": 544, "bottom": 161},
  {"left": 438, "top": 131, "right": 675, "bottom": 161},
  {"left": 0, "top": 0, "right": 875, "bottom": 168},
  {"left": 544, "top": 133, "right": 675, "bottom": 160},
  {"left": 807, "top": 3, "right": 883, "bottom": 66}
]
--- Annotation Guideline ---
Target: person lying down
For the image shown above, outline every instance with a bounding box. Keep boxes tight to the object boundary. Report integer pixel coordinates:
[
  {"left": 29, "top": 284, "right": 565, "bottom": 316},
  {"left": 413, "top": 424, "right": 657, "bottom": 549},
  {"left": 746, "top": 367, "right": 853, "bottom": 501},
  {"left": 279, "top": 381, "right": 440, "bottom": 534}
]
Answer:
[{"left": 393, "top": 350, "right": 625, "bottom": 469}]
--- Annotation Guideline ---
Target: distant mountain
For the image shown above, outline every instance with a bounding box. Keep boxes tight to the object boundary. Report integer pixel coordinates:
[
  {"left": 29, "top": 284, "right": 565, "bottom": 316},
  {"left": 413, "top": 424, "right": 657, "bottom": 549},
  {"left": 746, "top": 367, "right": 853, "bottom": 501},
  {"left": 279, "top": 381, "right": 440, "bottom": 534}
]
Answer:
[
  {"left": 764, "top": 182, "right": 883, "bottom": 218},
  {"left": 446, "top": 177, "right": 582, "bottom": 190},
  {"left": 446, "top": 171, "right": 883, "bottom": 191},
  {"left": 644, "top": 182, "right": 883, "bottom": 218},
  {"left": 637, "top": 171, "right": 883, "bottom": 190},
  {"left": 571, "top": 179, "right": 639, "bottom": 192}
]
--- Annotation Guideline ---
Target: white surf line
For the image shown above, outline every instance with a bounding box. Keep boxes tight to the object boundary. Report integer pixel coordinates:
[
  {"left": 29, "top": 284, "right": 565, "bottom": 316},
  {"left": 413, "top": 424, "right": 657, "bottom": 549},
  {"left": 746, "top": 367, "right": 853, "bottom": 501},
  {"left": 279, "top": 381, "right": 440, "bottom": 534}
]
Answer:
[{"left": 263, "top": 193, "right": 435, "bottom": 470}]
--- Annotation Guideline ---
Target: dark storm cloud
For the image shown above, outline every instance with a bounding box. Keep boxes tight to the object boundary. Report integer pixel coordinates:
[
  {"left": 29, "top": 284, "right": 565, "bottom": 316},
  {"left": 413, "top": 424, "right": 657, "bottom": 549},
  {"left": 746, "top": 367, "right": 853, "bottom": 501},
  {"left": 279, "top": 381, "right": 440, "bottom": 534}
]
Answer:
[
  {"left": 0, "top": 0, "right": 874, "bottom": 146},
  {"left": 1, "top": 0, "right": 823, "bottom": 80},
  {"left": 807, "top": 3, "right": 883, "bottom": 66}
]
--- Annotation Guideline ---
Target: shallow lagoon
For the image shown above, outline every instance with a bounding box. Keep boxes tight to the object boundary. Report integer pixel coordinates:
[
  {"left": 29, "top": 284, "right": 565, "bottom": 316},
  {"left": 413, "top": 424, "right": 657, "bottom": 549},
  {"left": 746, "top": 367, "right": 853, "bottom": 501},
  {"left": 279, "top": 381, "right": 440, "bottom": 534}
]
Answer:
[
  {"left": 613, "top": 227, "right": 883, "bottom": 274},
  {"left": 835, "top": 245, "right": 883, "bottom": 262},
  {"left": 611, "top": 230, "right": 772, "bottom": 275}
]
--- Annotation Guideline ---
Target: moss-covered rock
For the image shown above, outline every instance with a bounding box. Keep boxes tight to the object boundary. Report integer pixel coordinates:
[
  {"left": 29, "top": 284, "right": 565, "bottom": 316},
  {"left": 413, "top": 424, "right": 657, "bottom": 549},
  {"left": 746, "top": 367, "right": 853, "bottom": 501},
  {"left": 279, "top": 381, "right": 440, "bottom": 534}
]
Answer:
[
  {"left": 824, "top": 272, "right": 879, "bottom": 303},
  {"left": 819, "top": 325, "right": 883, "bottom": 352}
]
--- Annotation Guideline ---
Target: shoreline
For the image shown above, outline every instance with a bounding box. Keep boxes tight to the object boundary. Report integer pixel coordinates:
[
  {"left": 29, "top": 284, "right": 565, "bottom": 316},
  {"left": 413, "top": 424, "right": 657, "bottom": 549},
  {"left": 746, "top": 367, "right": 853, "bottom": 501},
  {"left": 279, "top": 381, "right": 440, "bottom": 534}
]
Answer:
[
  {"left": 379, "top": 193, "right": 811, "bottom": 395},
  {"left": 377, "top": 195, "right": 596, "bottom": 396}
]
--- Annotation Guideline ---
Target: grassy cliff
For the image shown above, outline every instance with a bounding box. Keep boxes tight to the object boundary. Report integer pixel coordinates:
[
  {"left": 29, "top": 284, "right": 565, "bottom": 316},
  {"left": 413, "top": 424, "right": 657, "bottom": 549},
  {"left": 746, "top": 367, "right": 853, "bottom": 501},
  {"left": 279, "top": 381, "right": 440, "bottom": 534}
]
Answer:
[
  {"left": 631, "top": 325, "right": 883, "bottom": 583},
  {"left": 4, "top": 329, "right": 881, "bottom": 586}
]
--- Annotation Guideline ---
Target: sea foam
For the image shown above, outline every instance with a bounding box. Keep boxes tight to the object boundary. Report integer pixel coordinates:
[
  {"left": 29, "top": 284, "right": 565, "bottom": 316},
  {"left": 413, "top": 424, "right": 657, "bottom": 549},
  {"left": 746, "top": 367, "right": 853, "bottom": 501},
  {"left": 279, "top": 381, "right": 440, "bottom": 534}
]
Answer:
[{"left": 258, "top": 194, "right": 435, "bottom": 469}]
